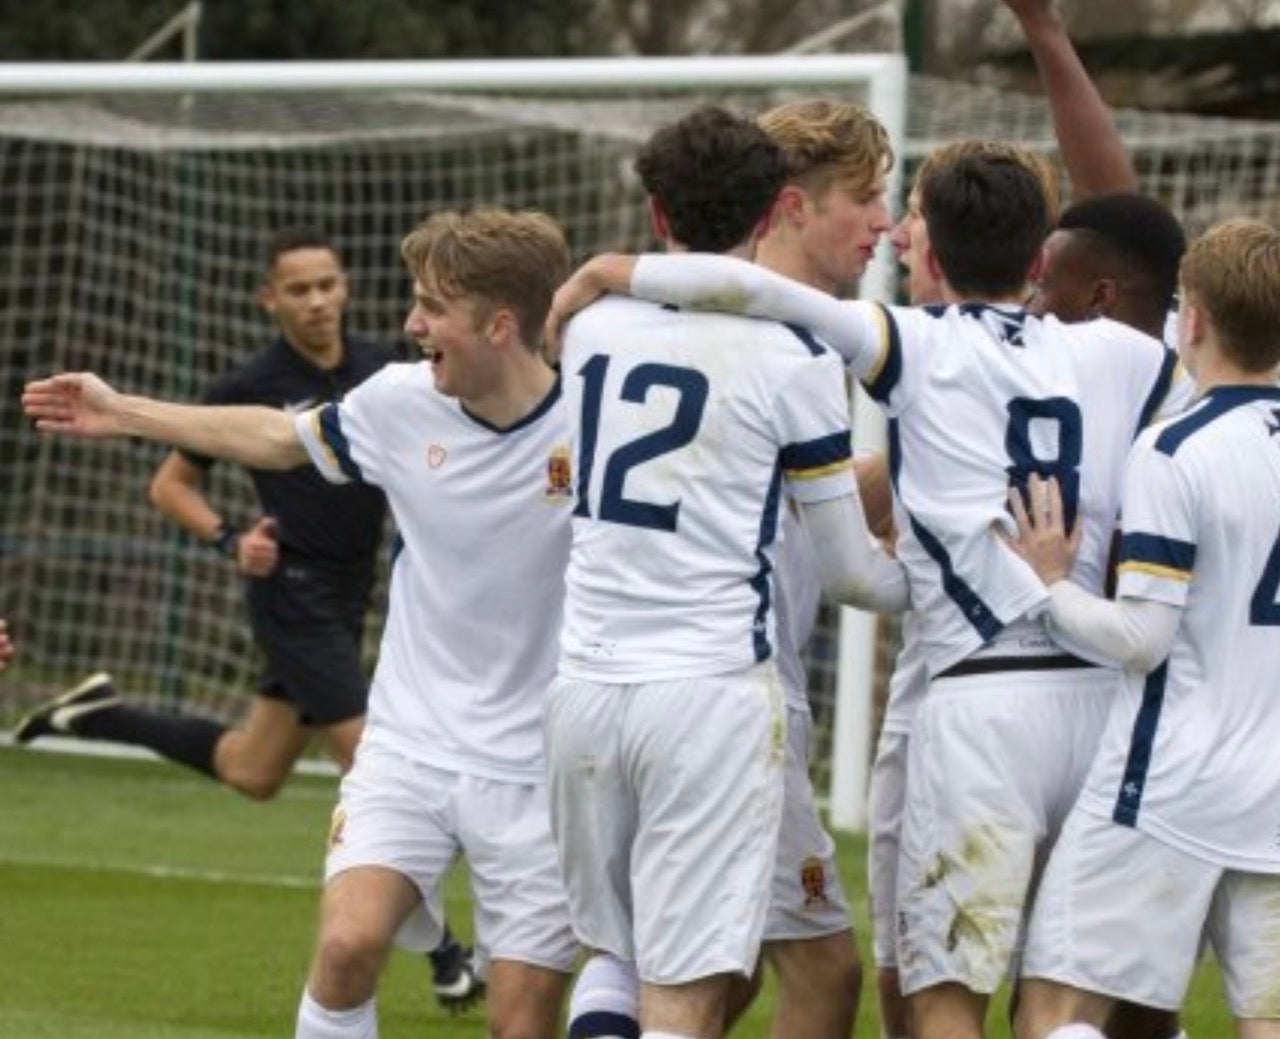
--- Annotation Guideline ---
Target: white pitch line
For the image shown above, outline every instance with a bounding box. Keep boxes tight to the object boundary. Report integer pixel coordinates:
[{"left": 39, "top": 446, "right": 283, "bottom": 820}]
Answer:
[
  {"left": 0, "top": 731, "right": 341, "bottom": 777},
  {"left": 0, "top": 854, "right": 321, "bottom": 890}
]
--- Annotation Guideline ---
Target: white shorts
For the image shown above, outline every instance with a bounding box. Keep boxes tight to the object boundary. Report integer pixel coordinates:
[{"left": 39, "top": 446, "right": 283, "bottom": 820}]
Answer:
[
  {"left": 896, "top": 666, "right": 1115, "bottom": 996},
  {"left": 325, "top": 740, "right": 578, "bottom": 977},
  {"left": 545, "top": 664, "right": 785, "bottom": 986},
  {"left": 867, "top": 727, "right": 910, "bottom": 968},
  {"left": 763, "top": 704, "right": 852, "bottom": 942},
  {"left": 1024, "top": 807, "right": 1280, "bottom": 1018}
]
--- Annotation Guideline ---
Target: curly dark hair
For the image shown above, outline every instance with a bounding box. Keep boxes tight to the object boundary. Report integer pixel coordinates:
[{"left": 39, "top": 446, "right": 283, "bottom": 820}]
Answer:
[{"left": 635, "top": 104, "right": 788, "bottom": 253}]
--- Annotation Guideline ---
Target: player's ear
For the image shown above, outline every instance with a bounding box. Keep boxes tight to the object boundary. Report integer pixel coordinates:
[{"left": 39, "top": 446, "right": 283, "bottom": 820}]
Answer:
[
  {"left": 256, "top": 281, "right": 276, "bottom": 316},
  {"left": 775, "top": 183, "right": 808, "bottom": 227},
  {"left": 1025, "top": 244, "right": 1048, "bottom": 289},
  {"left": 923, "top": 239, "right": 946, "bottom": 289},
  {"left": 647, "top": 198, "right": 672, "bottom": 245},
  {"left": 485, "top": 306, "right": 517, "bottom": 346},
  {"left": 1091, "top": 278, "right": 1119, "bottom": 319}
]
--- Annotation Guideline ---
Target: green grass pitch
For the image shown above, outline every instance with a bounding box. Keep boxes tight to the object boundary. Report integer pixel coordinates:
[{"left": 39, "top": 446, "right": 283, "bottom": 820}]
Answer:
[{"left": 0, "top": 746, "right": 1231, "bottom": 1038}]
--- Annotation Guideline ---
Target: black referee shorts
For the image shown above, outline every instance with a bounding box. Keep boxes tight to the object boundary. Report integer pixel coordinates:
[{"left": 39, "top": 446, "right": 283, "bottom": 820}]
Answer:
[{"left": 245, "top": 561, "right": 372, "bottom": 727}]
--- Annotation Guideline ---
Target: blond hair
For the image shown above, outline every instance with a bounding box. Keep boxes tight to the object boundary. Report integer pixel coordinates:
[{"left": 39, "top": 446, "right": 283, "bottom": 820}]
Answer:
[
  {"left": 758, "top": 99, "right": 893, "bottom": 200},
  {"left": 1181, "top": 218, "right": 1280, "bottom": 373},
  {"left": 400, "top": 208, "right": 570, "bottom": 346},
  {"left": 913, "top": 139, "right": 1061, "bottom": 223}
]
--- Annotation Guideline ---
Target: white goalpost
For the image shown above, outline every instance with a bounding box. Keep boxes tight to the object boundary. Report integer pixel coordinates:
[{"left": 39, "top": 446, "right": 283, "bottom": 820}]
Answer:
[{"left": 0, "top": 54, "right": 907, "bottom": 828}]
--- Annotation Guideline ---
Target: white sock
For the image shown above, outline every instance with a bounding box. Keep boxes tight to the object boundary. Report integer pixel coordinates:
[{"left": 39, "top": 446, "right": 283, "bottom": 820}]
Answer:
[
  {"left": 568, "top": 954, "right": 640, "bottom": 1038},
  {"left": 295, "top": 988, "right": 377, "bottom": 1039},
  {"left": 1043, "top": 1026, "right": 1107, "bottom": 1039},
  {"left": 1166, "top": 1033, "right": 1189, "bottom": 1039}
]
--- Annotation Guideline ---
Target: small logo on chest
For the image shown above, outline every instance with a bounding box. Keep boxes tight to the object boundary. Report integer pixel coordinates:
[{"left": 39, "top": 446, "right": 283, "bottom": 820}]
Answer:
[
  {"left": 545, "top": 444, "right": 573, "bottom": 501},
  {"left": 427, "top": 444, "right": 448, "bottom": 469}
]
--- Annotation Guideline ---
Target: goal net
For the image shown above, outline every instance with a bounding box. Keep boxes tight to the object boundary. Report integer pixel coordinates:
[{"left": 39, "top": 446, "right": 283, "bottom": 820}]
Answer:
[
  {"left": 3, "top": 59, "right": 1279, "bottom": 826},
  {"left": 0, "top": 57, "right": 905, "bottom": 816}
]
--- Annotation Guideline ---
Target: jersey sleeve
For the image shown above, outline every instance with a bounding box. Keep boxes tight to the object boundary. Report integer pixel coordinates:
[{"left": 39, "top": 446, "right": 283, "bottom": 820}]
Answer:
[
  {"left": 1115, "top": 433, "right": 1197, "bottom": 608},
  {"left": 293, "top": 368, "right": 393, "bottom": 488},
  {"left": 775, "top": 351, "right": 857, "bottom": 505},
  {"left": 631, "top": 253, "right": 886, "bottom": 379}
]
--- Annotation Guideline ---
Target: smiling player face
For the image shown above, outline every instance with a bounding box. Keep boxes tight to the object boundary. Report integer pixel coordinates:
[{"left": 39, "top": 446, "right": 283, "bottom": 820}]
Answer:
[{"left": 403, "top": 276, "right": 500, "bottom": 401}]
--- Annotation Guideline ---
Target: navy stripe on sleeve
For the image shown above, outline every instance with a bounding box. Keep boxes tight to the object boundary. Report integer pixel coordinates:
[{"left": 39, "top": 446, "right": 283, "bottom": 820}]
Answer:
[
  {"left": 863, "top": 303, "right": 903, "bottom": 403},
  {"left": 317, "top": 403, "right": 364, "bottom": 482},
  {"left": 779, "top": 430, "right": 852, "bottom": 474},
  {"left": 1119, "top": 532, "right": 1196, "bottom": 573}
]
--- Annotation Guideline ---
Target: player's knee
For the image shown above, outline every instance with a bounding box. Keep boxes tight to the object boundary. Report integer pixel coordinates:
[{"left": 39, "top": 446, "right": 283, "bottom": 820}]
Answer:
[
  {"left": 311, "top": 923, "right": 385, "bottom": 1002},
  {"left": 222, "top": 768, "right": 287, "bottom": 801}
]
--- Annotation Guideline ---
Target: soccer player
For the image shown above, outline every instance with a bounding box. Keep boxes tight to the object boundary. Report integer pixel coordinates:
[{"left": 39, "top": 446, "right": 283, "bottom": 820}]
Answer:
[
  {"left": 13, "top": 226, "right": 480, "bottom": 1008},
  {"left": 548, "top": 149, "right": 1185, "bottom": 1039},
  {"left": 1031, "top": 192, "right": 1186, "bottom": 344},
  {"left": 1003, "top": 218, "right": 1280, "bottom": 1039},
  {"left": 22, "top": 207, "right": 579, "bottom": 1039},
  {"left": 885, "top": 173, "right": 1189, "bottom": 1039},
  {"left": 545, "top": 105, "right": 908, "bottom": 1039},
  {"left": 725, "top": 97, "right": 894, "bottom": 1039}
]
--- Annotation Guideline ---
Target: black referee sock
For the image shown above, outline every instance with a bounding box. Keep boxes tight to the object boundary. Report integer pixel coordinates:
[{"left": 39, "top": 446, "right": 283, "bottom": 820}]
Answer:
[{"left": 73, "top": 705, "right": 225, "bottom": 780}]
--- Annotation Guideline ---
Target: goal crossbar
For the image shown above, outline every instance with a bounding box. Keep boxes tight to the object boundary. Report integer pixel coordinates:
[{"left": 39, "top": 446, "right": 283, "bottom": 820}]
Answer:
[{"left": 0, "top": 55, "right": 906, "bottom": 95}]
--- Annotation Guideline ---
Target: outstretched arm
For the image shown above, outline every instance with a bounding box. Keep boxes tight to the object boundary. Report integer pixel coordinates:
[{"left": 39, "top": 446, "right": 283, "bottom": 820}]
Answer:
[
  {"left": 23, "top": 372, "right": 309, "bottom": 471},
  {"left": 1003, "top": 0, "right": 1137, "bottom": 197}
]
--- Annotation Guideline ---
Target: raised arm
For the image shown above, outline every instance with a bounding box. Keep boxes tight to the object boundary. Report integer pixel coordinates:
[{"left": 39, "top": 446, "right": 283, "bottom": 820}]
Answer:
[
  {"left": 1003, "top": 0, "right": 1137, "bottom": 197},
  {"left": 23, "top": 372, "right": 309, "bottom": 471}
]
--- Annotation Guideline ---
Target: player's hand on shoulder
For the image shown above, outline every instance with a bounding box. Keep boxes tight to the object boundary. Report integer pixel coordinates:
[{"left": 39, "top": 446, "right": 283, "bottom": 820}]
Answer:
[
  {"left": 237, "top": 516, "right": 280, "bottom": 578},
  {"left": 999, "top": 473, "right": 1081, "bottom": 584},
  {"left": 543, "top": 253, "right": 638, "bottom": 362},
  {"left": 22, "top": 372, "right": 124, "bottom": 438}
]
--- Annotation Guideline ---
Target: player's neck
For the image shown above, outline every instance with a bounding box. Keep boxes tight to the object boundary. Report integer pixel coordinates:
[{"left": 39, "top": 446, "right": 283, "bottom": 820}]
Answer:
[
  {"left": 463, "top": 350, "right": 556, "bottom": 429},
  {"left": 1191, "top": 346, "right": 1278, "bottom": 394},
  {"left": 284, "top": 334, "right": 344, "bottom": 371},
  {"left": 755, "top": 240, "right": 836, "bottom": 296}
]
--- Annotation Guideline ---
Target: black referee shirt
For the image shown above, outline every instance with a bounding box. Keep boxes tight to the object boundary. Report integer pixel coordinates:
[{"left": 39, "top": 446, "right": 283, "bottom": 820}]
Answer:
[{"left": 182, "top": 336, "right": 395, "bottom": 574}]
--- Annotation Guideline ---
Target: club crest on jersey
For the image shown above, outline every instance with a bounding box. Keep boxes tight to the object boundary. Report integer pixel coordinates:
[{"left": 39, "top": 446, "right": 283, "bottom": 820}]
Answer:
[
  {"left": 426, "top": 443, "right": 447, "bottom": 469},
  {"left": 545, "top": 444, "right": 573, "bottom": 502},
  {"left": 327, "top": 807, "right": 346, "bottom": 850},
  {"left": 799, "top": 856, "right": 828, "bottom": 906}
]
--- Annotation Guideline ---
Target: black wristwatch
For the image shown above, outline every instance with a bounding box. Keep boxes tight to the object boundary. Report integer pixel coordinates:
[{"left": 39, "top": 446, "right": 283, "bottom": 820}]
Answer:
[{"left": 211, "top": 522, "right": 240, "bottom": 559}]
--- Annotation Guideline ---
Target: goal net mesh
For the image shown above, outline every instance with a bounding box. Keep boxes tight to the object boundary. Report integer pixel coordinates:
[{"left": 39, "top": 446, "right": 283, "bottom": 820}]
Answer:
[{"left": 2, "top": 75, "right": 1278, "bottom": 804}]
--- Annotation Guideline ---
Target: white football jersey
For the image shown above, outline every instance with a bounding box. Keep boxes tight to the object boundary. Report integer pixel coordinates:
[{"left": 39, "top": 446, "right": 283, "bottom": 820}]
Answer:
[
  {"left": 558, "top": 295, "right": 856, "bottom": 683},
  {"left": 630, "top": 255, "right": 1183, "bottom": 677},
  {"left": 1078, "top": 385, "right": 1280, "bottom": 871},
  {"left": 295, "top": 362, "right": 573, "bottom": 783}
]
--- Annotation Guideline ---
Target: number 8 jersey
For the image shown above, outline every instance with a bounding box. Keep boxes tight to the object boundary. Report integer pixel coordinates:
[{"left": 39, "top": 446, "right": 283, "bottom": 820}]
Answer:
[{"left": 558, "top": 294, "right": 857, "bottom": 683}]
